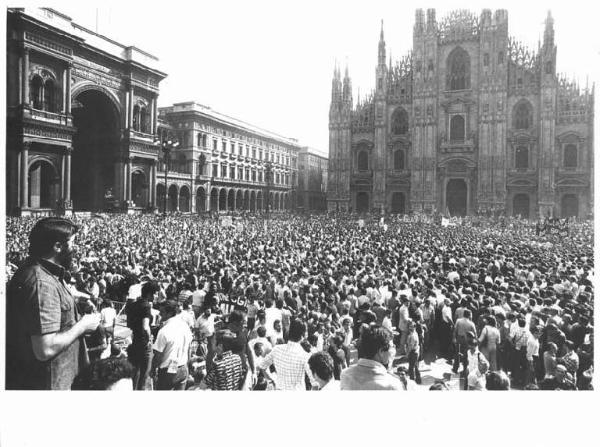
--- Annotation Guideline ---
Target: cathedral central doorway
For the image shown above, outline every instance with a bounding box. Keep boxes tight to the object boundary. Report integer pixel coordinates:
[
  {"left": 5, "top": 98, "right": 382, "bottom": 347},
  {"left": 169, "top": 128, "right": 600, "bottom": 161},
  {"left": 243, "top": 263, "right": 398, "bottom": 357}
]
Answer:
[
  {"left": 446, "top": 179, "right": 467, "bottom": 216},
  {"left": 391, "top": 192, "right": 405, "bottom": 214},
  {"left": 356, "top": 192, "right": 369, "bottom": 213},
  {"left": 561, "top": 194, "right": 578, "bottom": 218},
  {"left": 513, "top": 193, "right": 530, "bottom": 218},
  {"left": 71, "top": 89, "right": 120, "bottom": 211}
]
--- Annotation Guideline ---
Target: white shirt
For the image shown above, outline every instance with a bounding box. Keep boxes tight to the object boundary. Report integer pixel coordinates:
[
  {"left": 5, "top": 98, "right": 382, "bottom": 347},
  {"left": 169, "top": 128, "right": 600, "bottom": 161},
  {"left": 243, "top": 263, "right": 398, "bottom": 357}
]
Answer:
[
  {"left": 178, "top": 310, "right": 195, "bottom": 329},
  {"left": 264, "top": 307, "right": 283, "bottom": 337},
  {"left": 259, "top": 341, "right": 315, "bottom": 391},
  {"left": 100, "top": 307, "right": 117, "bottom": 328},
  {"left": 195, "top": 314, "right": 217, "bottom": 337},
  {"left": 153, "top": 317, "right": 193, "bottom": 369},
  {"left": 192, "top": 289, "right": 206, "bottom": 307}
]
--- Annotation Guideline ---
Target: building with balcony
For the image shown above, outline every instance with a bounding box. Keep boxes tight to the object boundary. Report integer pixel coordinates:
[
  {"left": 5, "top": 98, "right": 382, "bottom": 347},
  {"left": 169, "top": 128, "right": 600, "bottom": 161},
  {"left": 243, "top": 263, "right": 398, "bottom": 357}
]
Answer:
[
  {"left": 156, "top": 102, "right": 300, "bottom": 213},
  {"left": 297, "top": 147, "right": 328, "bottom": 211},
  {"left": 328, "top": 9, "right": 594, "bottom": 218},
  {"left": 6, "top": 7, "right": 167, "bottom": 215}
]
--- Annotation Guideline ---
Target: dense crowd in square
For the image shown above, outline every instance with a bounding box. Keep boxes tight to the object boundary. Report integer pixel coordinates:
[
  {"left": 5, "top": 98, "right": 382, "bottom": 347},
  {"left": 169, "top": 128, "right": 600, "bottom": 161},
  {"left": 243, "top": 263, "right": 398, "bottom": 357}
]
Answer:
[{"left": 5, "top": 211, "right": 594, "bottom": 390}]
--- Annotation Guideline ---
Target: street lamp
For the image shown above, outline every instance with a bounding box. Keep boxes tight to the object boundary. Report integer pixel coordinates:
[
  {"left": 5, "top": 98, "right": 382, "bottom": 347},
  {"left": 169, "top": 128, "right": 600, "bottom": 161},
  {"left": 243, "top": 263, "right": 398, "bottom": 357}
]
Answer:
[{"left": 154, "top": 135, "right": 179, "bottom": 216}]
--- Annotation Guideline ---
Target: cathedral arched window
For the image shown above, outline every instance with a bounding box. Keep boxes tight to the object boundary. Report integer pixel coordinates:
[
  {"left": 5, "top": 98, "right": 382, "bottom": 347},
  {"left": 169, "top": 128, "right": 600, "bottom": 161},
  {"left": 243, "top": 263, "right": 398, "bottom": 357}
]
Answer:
[
  {"left": 357, "top": 150, "right": 369, "bottom": 171},
  {"left": 391, "top": 108, "right": 409, "bottom": 135},
  {"left": 133, "top": 105, "right": 140, "bottom": 131},
  {"left": 43, "top": 79, "right": 56, "bottom": 112},
  {"left": 446, "top": 47, "right": 470, "bottom": 91},
  {"left": 513, "top": 100, "right": 532, "bottom": 130},
  {"left": 140, "top": 107, "right": 149, "bottom": 133},
  {"left": 515, "top": 146, "right": 529, "bottom": 169},
  {"left": 394, "top": 149, "right": 404, "bottom": 170},
  {"left": 30, "top": 75, "right": 43, "bottom": 109},
  {"left": 564, "top": 144, "right": 577, "bottom": 168},
  {"left": 450, "top": 115, "right": 465, "bottom": 141}
]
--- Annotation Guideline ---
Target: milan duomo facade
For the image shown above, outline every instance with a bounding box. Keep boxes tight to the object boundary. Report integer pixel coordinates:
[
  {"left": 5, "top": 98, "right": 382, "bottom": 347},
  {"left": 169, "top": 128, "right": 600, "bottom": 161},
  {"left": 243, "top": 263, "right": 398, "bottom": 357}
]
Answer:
[{"left": 327, "top": 9, "right": 594, "bottom": 219}]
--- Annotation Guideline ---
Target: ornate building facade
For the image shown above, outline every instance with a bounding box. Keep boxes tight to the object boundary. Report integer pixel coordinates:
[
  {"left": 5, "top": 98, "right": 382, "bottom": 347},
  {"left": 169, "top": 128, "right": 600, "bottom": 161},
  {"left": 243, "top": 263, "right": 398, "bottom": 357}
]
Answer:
[
  {"left": 327, "top": 9, "right": 594, "bottom": 218},
  {"left": 297, "top": 147, "right": 328, "bottom": 211},
  {"left": 157, "top": 102, "right": 300, "bottom": 213},
  {"left": 6, "top": 7, "right": 166, "bottom": 215}
]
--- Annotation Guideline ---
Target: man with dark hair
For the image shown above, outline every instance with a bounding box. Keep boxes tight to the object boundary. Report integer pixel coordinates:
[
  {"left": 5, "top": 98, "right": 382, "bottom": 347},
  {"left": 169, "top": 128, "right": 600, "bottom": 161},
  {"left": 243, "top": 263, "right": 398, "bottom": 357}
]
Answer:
[
  {"left": 340, "top": 324, "right": 402, "bottom": 390},
  {"left": 72, "top": 357, "right": 135, "bottom": 390},
  {"left": 151, "top": 300, "right": 193, "bottom": 390},
  {"left": 258, "top": 318, "right": 316, "bottom": 390},
  {"left": 6, "top": 217, "right": 100, "bottom": 390},
  {"left": 308, "top": 351, "right": 339, "bottom": 390},
  {"left": 452, "top": 308, "right": 476, "bottom": 375},
  {"left": 126, "top": 280, "right": 159, "bottom": 390},
  {"left": 199, "top": 330, "right": 246, "bottom": 390}
]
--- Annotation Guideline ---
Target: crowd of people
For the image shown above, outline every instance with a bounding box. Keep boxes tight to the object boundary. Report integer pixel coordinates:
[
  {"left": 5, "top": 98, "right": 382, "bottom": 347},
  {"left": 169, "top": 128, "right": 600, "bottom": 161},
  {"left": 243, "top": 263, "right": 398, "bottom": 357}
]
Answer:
[{"left": 5, "top": 211, "right": 594, "bottom": 390}]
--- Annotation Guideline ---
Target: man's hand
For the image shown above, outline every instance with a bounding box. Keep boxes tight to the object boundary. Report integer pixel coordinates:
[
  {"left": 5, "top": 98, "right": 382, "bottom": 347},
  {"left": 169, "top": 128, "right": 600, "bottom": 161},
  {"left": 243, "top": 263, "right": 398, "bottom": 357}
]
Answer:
[{"left": 80, "top": 313, "right": 101, "bottom": 333}]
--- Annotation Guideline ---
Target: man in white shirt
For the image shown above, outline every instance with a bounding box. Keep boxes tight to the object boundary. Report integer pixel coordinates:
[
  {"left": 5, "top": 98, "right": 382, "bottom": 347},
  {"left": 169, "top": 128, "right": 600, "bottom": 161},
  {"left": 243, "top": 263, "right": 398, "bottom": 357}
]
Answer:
[
  {"left": 191, "top": 283, "right": 207, "bottom": 318},
  {"left": 259, "top": 319, "right": 317, "bottom": 390},
  {"left": 195, "top": 307, "right": 219, "bottom": 367},
  {"left": 264, "top": 299, "right": 282, "bottom": 339},
  {"left": 525, "top": 326, "right": 541, "bottom": 386},
  {"left": 466, "top": 339, "right": 488, "bottom": 390},
  {"left": 152, "top": 300, "right": 193, "bottom": 390}
]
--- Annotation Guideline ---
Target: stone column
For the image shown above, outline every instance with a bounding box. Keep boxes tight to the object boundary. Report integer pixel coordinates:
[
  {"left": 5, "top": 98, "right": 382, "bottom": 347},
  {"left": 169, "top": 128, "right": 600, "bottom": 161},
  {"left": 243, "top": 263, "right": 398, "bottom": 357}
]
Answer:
[
  {"left": 126, "top": 158, "right": 132, "bottom": 202},
  {"left": 22, "top": 48, "right": 30, "bottom": 106},
  {"left": 29, "top": 163, "right": 41, "bottom": 208},
  {"left": 65, "top": 63, "right": 72, "bottom": 114},
  {"left": 150, "top": 161, "right": 157, "bottom": 207},
  {"left": 65, "top": 147, "right": 72, "bottom": 204},
  {"left": 20, "top": 142, "right": 30, "bottom": 208},
  {"left": 128, "top": 85, "right": 134, "bottom": 129},
  {"left": 151, "top": 94, "right": 158, "bottom": 135},
  {"left": 61, "top": 151, "right": 66, "bottom": 199}
]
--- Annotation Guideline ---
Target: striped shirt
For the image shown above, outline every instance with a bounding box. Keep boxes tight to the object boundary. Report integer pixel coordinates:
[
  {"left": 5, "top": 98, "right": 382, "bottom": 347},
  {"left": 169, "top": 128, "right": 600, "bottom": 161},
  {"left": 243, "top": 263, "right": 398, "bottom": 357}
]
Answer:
[
  {"left": 204, "top": 351, "right": 245, "bottom": 390},
  {"left": 259, "top": 341, "right": 314, "bottom": 390}
]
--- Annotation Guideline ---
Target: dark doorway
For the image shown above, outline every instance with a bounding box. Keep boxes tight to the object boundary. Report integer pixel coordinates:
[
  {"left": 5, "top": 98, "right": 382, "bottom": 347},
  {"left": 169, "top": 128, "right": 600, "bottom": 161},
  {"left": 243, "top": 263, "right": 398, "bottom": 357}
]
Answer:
[
  {"left": 179, "top": 186, "right": 190, "bottom": 212},
  {"left": 168, "top": 185, "right": 178, "bottom": 212},
  {"left": 561, "top": 194, "right": 579, "bottom": 218},
  {"left": 196, "top": 188, "right": 206, "bottom": 213},
  {"left": 131, "top": 171, "right": 147, "bottom": 207},
  {"left": 157, "top": 184, "right": 166, "bottom": 212},
  {"left": 356, "top": 192, "right": 369, "bottom": 213},
  {"left": 28, "top": 160, "right": 59, "bottom": 209},
  {"left": 211, "top": 188, "right": 219, "bottom": 212},
  {"left": 71, "top": 90, "right": 119, "bottom": 211},
  {"left": 446, "top": 179, "right": 467, "bottom": 216},
  {"left": 513, "top": 193, "right": 530, "bottom": 218},
  {"left": 391, "top": 192, "right": 405, "bottom": 214}
]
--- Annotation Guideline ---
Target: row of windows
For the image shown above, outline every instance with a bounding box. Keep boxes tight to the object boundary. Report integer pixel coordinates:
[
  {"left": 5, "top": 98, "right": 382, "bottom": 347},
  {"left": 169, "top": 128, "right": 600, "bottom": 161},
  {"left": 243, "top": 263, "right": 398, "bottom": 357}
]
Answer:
[
  {"left": 199, "top": 133, "right": 292, "bottom": 166},
  {"left": 354, "top": 144, "right": 578, "bottom": 172},
  {"left": 356, "top": 149, "right": 406, "bottom": 171},
  {"left": 514, "top": 144, "right": 578, "bottom": 169},
  {"left": 389, "top": 100, "right": 533, "bottom": 138},
  {"left": 209, "top": 164, "right": 291, "bottom": 184}
]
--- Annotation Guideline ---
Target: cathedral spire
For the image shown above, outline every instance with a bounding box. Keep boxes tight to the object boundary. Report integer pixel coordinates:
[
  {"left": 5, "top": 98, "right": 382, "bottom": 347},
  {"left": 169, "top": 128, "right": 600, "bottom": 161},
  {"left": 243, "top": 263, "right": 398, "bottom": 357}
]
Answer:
[
  {"left": 378, "top": 19, "right": 386, "bottom": 66},
  {"left": 543, "top": 10, "right": 554, "bottom": 48},
  {"left": 343, "top": 60, "right": 352, "bottom": 103}
]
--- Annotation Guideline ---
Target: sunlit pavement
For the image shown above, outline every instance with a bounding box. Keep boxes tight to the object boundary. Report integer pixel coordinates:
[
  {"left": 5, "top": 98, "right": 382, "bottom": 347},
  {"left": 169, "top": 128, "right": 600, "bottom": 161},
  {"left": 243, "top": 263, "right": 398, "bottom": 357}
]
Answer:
[{"left": 348, "top": 344, "right": 463, "bottom": 391}]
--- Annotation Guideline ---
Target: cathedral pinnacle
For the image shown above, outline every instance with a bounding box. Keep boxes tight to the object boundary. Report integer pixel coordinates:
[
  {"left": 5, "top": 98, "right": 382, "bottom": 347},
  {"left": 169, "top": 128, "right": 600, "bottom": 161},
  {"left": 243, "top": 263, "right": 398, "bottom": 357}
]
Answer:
[{"left": 378, "top": 19, "right": 386, "bottom": 65}]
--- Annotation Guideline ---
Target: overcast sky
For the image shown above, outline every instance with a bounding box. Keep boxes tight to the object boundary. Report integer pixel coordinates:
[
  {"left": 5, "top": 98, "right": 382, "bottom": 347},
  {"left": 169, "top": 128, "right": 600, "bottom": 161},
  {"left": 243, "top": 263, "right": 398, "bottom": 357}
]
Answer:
[{"left": 42, "top": 1, "right": 600, "bottom": 153}]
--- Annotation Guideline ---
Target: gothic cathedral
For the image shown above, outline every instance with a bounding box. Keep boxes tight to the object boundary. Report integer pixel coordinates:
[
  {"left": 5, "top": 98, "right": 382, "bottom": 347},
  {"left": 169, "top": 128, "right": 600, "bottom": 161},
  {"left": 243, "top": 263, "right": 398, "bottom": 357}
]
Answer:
[{"left": 327, "top": 9, "right": 594, "bottom": 219}]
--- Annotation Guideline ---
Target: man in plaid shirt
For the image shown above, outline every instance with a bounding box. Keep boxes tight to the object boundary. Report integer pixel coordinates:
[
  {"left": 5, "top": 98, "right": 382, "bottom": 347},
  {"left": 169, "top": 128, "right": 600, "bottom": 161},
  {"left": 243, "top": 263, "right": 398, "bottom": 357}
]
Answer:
[{"left": 258, "top": 319, "right": 317, "bottom": 390}]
